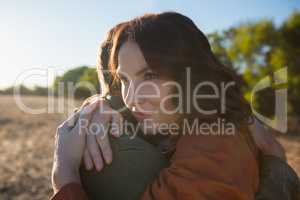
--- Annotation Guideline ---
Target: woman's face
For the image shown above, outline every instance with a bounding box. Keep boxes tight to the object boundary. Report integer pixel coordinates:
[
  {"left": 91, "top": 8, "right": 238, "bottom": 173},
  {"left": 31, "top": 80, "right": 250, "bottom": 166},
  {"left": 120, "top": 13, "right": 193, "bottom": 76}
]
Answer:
[{"left": 117, "top": 40, "right": 180, "bottom": 135}]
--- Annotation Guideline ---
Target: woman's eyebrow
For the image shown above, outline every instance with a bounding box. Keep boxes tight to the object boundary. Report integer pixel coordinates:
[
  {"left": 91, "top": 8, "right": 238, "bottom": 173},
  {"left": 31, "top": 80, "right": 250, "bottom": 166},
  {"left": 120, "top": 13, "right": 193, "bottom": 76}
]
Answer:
[
  {"left": 135, "top": 66, "right": 150, "bottom": 76},
  {"left": 116, "top": 66, "right": 149, "bottom": 78}
]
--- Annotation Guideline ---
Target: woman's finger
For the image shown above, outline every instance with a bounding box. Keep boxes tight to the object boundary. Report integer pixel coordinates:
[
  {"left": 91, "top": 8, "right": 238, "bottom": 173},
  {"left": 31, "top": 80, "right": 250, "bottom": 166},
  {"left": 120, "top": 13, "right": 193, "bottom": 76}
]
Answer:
[
  {"left": 65, "top": 109, "right": 81, "bottom": 128},
  {"left": 72, "top": 95, "right": 102, "bottom": 126},
  {"left": 80, "top": 101, "right": 104, "bottom": 171},
  {"left": 79, "top": 101, "right": 101, "bottom": 135},
  {"left": 110, "top": 111, "right": 123, "bottom": 137},
  {"left": 56, "top": 111, "right": 81, "bottom": 138},
  {"left": 84, "top": 100, "right": 114, "bottom": 166},
  {"left": 84, "top": 149, "right": 94, "bottom": 170},
  {"left": 79, "top": 94, "right": 104, "bottom": 110},
  {"left": 86, "top": 133, "right": 104, "bottom": 171},
  {"left": 95, "top": 123, "right": 113, "bottom": 165},
  {"left": 90, "top": 109, "right": 113, "bottom": 165},
  {"left": 80, "top": 94, "right": 97, "bottom": 108},
  {"left": 75, "top": 96, "right": 105, "bottom": 129}
]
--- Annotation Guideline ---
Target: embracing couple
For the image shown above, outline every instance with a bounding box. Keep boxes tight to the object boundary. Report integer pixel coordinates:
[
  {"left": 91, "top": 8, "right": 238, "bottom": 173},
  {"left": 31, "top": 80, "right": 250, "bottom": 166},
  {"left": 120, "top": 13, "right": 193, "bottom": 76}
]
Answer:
[{"left": 50, "top": 12, "right": 300, "bottom": 200}]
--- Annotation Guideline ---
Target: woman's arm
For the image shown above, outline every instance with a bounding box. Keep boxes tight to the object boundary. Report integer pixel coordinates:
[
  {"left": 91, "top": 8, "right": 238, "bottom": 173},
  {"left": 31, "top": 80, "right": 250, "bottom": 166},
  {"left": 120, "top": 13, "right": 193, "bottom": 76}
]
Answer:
[
  {"left": 51, "top": 103, "right": 96, "bottom": 199},
  {"left": 141, "top": 133, "right": 259, "bottom": 200},
  {"left": 256, "top": 154, "right": 300, "bottom": 200},
  {"left": 51, "top": 183, "right": 88, "bottom": 200},
  {"left": 249, "top": 117, "right": 286, "bottom": 160},
  {"left": 52, "top": 113, "right": 85, "bottom": 193},
  {"left": 51, "top": 96, "right": 124, "bottom": 199}
]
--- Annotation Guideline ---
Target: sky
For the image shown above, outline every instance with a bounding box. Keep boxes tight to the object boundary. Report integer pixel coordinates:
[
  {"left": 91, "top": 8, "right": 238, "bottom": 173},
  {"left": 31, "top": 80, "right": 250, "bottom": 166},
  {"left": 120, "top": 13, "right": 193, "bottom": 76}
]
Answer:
[{"left": 0, "top": 0, "right": 299, "bottom": 88}]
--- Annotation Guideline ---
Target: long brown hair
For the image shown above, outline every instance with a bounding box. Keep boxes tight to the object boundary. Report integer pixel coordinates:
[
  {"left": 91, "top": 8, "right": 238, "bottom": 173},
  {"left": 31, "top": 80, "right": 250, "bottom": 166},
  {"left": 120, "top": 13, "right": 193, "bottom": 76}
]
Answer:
[
  {"left": 108, "top": 12, "right": 252, "bottom": 127},
  {"left": 96, "top": 22, "right": 125, "bottom": 96}
]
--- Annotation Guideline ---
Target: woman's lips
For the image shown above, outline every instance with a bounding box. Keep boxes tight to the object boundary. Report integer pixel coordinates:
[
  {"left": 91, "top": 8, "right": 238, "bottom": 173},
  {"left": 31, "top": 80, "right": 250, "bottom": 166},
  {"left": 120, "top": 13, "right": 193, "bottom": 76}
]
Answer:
[{"left": 132, "top": 111, "right": 151, "bottom": 120}]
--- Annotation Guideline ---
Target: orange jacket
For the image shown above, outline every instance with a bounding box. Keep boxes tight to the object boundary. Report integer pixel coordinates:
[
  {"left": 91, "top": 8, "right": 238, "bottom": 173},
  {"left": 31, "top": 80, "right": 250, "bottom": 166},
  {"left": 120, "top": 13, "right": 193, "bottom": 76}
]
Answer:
[{"left": 51, "top": 129, "right": 259, "bottom": 200}]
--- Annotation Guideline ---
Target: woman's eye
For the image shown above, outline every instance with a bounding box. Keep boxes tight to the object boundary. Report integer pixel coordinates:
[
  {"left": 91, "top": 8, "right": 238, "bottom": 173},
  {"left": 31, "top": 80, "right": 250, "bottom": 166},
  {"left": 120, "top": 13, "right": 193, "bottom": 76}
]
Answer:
[{"left": 144, "top": 72, "right": 158, "bottom": 80}]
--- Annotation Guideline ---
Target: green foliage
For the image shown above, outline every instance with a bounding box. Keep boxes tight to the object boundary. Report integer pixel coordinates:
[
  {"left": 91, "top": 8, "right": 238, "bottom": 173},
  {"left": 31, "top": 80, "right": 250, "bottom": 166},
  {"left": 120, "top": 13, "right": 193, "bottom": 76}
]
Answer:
[
  {"left": 0, "top": 85, "right": 48, "bottom": 96},
  {"left": 79, "top": 68, "right": 100, "bottom": 90},
  {"left": 52, "top": 66, "right": 100, "bottom": 99},
  {"left": 53, "top": 66, "right": 89, "bottom": 92},
  {"left": 209, "top": 11, "right": 300, "bottom": 116}
]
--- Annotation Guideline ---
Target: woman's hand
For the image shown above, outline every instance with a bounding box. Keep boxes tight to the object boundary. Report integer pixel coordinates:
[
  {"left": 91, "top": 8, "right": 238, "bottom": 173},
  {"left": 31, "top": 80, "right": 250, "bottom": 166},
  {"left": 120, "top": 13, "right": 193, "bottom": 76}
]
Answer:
[
  {"left": 249, "top": 117, "right": 286, "bottom": 160},
  {"left": 51, "top": 104, "right": 93, "bottom": 193},
  {"left": 69, "top": 95, "right": 124, "bottom": 171}
]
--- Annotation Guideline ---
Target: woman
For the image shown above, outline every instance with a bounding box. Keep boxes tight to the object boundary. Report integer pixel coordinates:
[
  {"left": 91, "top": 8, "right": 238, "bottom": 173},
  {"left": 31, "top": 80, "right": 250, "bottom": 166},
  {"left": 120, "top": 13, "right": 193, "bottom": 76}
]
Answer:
[{"left": 51, "top": 12, "right": 299, "bottom": 200}]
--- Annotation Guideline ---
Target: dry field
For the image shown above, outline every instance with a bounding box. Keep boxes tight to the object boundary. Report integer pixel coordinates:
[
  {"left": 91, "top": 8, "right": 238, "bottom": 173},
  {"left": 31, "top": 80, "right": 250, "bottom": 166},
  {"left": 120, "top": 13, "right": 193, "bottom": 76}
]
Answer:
[{"left": 0, "top": 95, "right": 299, "bottom": 200}]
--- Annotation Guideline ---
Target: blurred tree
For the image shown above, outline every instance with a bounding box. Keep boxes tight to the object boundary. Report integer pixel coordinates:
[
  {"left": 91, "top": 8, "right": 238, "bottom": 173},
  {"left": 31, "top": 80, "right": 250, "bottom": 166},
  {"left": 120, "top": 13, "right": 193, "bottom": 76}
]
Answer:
[
  {"left": 209, "top": 11, "right": 300, "bottom": 117},
  {"left": 53, "top": 66, "right": 99, "bottom": 98},
  {"left": 79, "top": 68, "right": 100, "bottom": 91},
  {"left": 53, "top": 66, "right": 89, "bottom": 93},
  {"left": 75, "top": 68, "right": 100, "bottom": 98},
  {"left": 33, "top": 86, "right": 48, "bottom": 96}
]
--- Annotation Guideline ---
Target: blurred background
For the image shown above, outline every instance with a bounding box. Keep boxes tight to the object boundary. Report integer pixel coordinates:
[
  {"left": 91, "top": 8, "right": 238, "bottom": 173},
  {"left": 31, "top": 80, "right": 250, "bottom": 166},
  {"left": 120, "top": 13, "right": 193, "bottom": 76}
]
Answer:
[{"left": 0, "top": 0, "right": 300, "bottom": 199}]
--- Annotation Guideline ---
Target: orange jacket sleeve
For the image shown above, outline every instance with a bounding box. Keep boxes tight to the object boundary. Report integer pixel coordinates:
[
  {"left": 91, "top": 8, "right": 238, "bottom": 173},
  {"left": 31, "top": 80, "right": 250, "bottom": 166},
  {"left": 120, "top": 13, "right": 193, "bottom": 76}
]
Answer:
[
  {"left": 51, "top": 183, "right": 88, "bottom": 200},
  {"left": 141, "top": 133, "right": 259, "bottom": 200}
]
